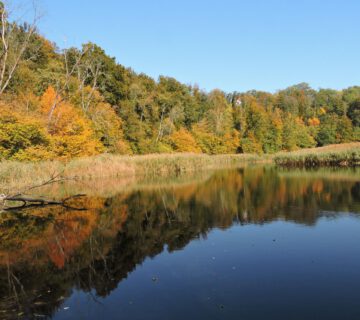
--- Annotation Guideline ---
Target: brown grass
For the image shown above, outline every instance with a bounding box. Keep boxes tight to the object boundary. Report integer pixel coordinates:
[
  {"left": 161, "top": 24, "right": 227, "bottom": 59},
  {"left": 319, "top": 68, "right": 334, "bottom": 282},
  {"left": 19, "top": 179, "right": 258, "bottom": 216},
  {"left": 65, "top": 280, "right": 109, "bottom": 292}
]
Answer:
[
  {"left": 0, "top": 153, "right": 263, "bottom": 193},
  {"left": 2, "top": 142, "right": 358, "bottom": 195}
]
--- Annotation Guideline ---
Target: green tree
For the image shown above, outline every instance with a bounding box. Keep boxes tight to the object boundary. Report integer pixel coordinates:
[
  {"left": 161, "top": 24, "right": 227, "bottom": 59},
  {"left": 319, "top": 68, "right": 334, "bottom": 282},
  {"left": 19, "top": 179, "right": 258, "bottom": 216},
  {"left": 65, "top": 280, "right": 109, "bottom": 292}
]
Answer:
[{"left": 347, "top": 99, "right": 360, "bottom": 127}]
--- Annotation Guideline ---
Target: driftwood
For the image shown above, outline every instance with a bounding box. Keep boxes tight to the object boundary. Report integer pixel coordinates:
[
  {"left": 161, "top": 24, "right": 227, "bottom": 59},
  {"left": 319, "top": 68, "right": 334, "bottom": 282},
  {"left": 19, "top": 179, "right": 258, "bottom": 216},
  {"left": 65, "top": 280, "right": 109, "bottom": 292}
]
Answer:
[{"left": 1, "top": 172, "right": 87, "bottom": 211}]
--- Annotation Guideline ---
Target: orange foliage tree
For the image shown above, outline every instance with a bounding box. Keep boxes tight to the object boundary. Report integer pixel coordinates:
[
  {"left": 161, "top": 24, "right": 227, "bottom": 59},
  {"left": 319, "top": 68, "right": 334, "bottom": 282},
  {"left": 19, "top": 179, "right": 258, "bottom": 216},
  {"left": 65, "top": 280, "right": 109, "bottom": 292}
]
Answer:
[{"left": 40, "top": 86, "right": 104, "bottom": 158}]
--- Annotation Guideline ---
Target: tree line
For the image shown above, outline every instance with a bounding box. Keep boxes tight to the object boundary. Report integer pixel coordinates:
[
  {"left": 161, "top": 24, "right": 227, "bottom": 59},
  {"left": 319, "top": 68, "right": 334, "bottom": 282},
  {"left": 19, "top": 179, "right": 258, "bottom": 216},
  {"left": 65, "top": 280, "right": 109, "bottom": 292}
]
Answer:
[{"left": 0, "top": 3, "right": 359, "bottom": 160}]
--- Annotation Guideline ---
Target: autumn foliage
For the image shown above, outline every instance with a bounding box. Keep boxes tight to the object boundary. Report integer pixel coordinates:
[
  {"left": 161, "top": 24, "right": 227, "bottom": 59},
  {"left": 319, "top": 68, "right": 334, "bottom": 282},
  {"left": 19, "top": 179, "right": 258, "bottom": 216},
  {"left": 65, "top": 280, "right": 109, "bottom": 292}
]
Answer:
[{"left": 0, "top": 23, "right": 358, "bottom": 161}]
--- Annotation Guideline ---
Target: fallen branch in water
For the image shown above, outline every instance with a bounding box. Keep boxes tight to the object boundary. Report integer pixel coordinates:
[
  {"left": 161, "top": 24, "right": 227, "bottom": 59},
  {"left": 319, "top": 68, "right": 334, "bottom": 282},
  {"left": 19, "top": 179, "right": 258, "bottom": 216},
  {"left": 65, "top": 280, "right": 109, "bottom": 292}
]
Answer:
[
  {"left": 6, "top": 171, "right": 67, "bottom": 198},
  {"left": 0, "top": 172, "right": 86, "bottom": 211},
  {"left": 2, "top": 194, "right": 86, "bottom": 211}
]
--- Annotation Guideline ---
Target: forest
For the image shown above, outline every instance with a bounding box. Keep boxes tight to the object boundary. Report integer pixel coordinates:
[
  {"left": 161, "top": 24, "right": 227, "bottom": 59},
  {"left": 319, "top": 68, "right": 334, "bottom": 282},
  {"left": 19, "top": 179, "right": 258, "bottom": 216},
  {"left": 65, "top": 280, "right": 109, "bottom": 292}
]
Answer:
[{"left": 0, "top": 3, "right": 359, "bottom": 161}]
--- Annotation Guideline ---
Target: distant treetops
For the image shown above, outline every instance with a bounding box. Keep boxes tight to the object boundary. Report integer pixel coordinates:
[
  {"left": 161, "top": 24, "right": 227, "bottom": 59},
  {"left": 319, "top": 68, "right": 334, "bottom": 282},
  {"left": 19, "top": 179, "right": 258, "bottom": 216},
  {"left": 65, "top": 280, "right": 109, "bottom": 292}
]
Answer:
[{"left": 0, "top": 4, "right": 359, "bottom": 160}]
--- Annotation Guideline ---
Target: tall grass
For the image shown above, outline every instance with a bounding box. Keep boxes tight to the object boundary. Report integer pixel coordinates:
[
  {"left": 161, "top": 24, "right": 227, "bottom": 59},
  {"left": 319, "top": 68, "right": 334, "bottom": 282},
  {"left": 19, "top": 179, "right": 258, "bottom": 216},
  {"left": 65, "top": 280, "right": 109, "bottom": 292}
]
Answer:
[
  {"left": 2, "top": 143, "right": 359, "bottom": 194},
  {"left": 274, "top": 143, "right": 360, "bottom": 167},
  {"left": 0, "top": 153, "right": 263, "bottom": 193}
]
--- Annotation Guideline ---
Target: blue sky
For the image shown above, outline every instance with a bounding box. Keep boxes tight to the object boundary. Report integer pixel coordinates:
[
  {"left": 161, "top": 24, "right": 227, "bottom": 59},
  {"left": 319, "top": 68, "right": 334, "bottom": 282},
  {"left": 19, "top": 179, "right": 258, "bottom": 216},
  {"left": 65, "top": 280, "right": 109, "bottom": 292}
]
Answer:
[{"left": 33, "top": 0, "right": 360, "bottom": 92}]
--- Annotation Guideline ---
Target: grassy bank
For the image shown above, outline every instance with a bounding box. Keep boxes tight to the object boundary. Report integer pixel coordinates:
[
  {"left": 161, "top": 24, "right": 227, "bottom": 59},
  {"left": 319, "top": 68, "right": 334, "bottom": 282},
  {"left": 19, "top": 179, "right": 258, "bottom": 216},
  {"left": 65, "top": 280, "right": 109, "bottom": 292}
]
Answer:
[
  {"left": 1, "top": 142, "right": 359, "bottom": 194},
  {"left": 0, "top": 153, "right": 264, "bottom": 193},
  {"left": 274, "top": 143, "right": 360, "bottom": 167}
]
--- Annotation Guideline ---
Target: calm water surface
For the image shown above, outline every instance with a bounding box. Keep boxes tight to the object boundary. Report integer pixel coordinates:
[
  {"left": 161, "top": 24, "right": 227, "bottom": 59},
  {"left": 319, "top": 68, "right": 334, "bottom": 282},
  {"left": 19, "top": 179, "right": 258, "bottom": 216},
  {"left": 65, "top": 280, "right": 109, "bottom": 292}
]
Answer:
[{"left": 1, "top": 166, "right": 360, "bottom": 319}]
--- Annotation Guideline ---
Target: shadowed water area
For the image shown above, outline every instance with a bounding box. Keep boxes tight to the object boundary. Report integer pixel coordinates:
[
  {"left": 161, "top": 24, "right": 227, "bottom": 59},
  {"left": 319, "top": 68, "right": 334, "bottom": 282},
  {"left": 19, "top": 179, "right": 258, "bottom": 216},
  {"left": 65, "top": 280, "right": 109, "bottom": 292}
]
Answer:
[{"left": 1, "top": 165, "right": 360, "bottom": 319}]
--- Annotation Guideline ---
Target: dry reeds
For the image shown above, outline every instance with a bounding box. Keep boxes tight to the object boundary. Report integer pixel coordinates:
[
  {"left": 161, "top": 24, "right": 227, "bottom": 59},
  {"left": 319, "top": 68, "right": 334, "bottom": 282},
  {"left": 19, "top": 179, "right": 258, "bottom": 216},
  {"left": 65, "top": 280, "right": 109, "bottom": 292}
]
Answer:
[
  {"left": 274, "top": 142, "right": 360, "bottom": 167},
  {"left": 0, "top": 153, "right": 262, "bottom": 193}
]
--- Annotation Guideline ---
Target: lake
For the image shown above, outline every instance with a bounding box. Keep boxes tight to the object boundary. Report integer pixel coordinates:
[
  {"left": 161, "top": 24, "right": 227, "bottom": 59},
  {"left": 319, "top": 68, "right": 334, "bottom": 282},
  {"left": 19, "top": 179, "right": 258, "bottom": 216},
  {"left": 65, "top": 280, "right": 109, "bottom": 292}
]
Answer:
[{"left": 1, "top": 165, "right": 360, "bottom": 319}]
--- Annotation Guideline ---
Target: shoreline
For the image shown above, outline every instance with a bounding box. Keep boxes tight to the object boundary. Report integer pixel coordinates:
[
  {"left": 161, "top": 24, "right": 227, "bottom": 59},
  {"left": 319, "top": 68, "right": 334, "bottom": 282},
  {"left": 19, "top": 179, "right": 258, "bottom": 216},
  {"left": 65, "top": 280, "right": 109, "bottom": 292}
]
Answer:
[
  {"left": 0, "top": 142, "right": 359, "bottom": 193},
  {"left": 0, "top": 153, "right": 267, "bottom": 193},
  {"left": 274, "top": 142, "right": 360, "bottom": 167}
]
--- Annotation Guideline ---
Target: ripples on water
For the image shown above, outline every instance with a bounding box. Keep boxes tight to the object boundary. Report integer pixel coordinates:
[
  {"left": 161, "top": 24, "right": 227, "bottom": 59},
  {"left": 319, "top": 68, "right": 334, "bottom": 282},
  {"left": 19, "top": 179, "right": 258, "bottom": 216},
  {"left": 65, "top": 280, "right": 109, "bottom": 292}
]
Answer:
[{"left": 0, "top": 166, "right": 360, "bottom": 319}]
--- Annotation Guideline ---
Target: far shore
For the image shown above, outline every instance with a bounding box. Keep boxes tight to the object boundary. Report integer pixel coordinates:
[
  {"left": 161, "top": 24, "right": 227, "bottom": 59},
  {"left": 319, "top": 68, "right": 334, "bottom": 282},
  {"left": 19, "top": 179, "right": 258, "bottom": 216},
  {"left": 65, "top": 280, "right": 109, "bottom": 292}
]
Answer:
[{"left": 0, "top": 142, "right": 359, "bottom": 193}]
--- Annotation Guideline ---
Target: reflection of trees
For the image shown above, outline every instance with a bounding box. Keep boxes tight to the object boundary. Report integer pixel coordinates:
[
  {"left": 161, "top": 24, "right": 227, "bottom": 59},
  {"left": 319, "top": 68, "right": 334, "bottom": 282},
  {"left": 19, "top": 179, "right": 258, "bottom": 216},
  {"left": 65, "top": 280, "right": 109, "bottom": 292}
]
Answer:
[
  {"left": 0, "top": 196, "right": 127, "bottom": 319},
  {"left": 0, "top": 167, "right": 359, "bottom": 319}
]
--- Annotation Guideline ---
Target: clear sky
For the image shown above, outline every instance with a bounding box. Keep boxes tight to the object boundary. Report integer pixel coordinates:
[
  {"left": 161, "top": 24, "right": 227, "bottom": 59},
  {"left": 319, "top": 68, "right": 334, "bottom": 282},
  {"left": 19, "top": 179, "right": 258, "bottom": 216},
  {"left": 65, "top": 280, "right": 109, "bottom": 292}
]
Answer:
[{"left": 33, "top": 0, "right": 360, "bottom": 92}]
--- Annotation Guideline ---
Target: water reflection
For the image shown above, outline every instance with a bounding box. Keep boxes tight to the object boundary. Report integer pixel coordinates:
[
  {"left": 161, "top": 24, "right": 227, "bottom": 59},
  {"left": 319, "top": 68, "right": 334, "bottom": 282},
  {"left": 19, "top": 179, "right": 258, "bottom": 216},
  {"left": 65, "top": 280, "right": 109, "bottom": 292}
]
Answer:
[{"left": 0, "top": 166, "right": 359, "bottom": 319}]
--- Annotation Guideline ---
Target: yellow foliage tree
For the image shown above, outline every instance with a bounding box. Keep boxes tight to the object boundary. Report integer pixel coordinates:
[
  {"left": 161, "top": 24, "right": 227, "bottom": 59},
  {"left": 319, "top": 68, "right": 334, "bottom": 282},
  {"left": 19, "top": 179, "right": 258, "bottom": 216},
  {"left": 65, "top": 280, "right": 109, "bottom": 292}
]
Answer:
[
  {"left": 89, "top": 101, "right": 132, "bottom": 154},
  {"left": 224, "top": 129, "right": 241, "bottom": 153},
  {"left": 241, "top": 131, "right": 263, "bottom": 154},
  {"left": 168, "top": 128, "right": 201, "bottom": 153},
  {"left": 192, "top": 122, "right": 239, "bottom": 154},
  {"left": 0, "top": 107, "right": 54, "bottom": 161}
]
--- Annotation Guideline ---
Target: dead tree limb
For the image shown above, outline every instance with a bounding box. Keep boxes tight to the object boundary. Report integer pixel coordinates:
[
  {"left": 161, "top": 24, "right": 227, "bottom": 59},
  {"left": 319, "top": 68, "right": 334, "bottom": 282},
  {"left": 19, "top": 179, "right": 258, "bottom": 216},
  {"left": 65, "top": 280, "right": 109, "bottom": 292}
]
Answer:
[
  {"left": 1, "top": 172, "right": 86, "bottom": 211},
  {"left": 8, "top": 171, "right": 66, "bottom": 199},
  {"left": 3, "top": 194, "right": 86, "bottom": 211}
]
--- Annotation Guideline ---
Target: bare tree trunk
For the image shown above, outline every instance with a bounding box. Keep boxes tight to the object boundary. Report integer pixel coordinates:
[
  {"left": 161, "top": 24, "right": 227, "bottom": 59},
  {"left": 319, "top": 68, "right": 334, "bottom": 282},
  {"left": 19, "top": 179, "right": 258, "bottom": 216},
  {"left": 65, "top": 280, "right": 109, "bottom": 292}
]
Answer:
[
  {"left": 156, "top": 106, "right": 166, "bottom": 143},
  {"left": 47, "top": 47, "right": 89, "bottom": 126},
  {"left": 0, "top": 2, "right": 40, "bottom": 96}
]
